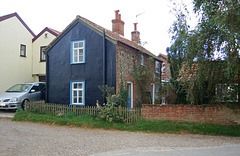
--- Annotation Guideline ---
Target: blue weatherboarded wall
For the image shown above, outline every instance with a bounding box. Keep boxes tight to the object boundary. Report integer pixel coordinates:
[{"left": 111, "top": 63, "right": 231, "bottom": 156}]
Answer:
[{"left": 46, "top": 21, "right": 116, "bottom": 106}]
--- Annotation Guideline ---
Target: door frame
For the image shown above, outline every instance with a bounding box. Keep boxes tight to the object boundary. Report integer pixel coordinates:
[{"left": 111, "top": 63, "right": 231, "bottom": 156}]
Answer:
[{"left": 127, "top": 81, "right": 133, "bottom": 108}]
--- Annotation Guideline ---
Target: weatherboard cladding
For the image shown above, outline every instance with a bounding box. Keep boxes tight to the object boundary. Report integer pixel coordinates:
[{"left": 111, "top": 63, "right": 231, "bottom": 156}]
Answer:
[{"left": 46, "top": 21, "right": 116, "bottom": 106}]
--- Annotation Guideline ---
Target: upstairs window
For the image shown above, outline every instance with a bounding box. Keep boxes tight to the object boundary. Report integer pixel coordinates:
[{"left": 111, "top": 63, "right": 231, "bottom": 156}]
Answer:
[
  {"left": 20, "top": 44, "right": 26, "bottom": 57},
  {"left": 161, "top": 63, "right": 165, "bottom": 75},
  {"left": 40, "top": 46, "right": 46, "bottom": 62},
  {"left": 141, "top": 54, "right": 144, "bottom": 66},
  {"left": 71, "top": 40, "right": 85, "bottom": 64},
  {"left": 156, "top": 61, "right": 160, "bottom": 73}
]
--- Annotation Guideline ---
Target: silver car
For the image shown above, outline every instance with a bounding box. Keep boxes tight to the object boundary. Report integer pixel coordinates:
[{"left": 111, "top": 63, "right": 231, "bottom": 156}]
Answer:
[{"left": 0, "top": 82, "right": 46, "bottom": 110}]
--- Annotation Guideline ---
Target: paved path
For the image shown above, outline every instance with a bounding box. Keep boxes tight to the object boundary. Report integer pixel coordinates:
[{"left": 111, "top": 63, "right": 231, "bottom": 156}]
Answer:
[
  {"left": 91, "top": 145, "right": 240, "bottom": 156},
  {"left": 1, "top": 119, "right": 240, "bottom": 156},
  {"left": 0, "top": 110, "right": 15, "bottom": 118}
]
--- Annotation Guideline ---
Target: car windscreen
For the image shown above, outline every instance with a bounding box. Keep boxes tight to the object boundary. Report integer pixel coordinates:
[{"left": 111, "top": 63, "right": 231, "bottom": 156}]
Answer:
[{"left": 6, "top": 84, "right": 32, "bottom": 92}]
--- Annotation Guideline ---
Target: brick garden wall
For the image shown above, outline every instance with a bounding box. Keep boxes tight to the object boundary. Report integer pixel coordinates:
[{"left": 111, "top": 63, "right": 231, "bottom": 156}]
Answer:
[{"left": 142, "top": 104, "right": 240, "bottom": 125}]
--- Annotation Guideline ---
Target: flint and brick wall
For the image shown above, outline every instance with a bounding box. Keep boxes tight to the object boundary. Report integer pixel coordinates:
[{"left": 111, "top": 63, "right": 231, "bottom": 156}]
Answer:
[
  {"left": 142, "top": 104, "right": 240, "bottom": 125},
  {"left": 116, "top": 42, "right": 161, "bottom": 108},
  {"left": 116, "top": 43, "right": 140, "bottom": 107}
]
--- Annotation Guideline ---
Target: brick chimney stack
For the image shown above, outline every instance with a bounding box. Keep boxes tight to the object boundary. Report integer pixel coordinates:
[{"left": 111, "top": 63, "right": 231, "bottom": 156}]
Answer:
[
  {"left": 112, "top": 10, "right": 124, "bottom": 36},
  {"left": 131, "top": 23, "right": 140, "bottom": 43}
]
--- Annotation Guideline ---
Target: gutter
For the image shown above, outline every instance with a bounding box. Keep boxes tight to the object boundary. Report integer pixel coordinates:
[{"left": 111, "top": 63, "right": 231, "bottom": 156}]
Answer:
[{"left": 103, "top": 29, "right": 106, "bottom": 103}]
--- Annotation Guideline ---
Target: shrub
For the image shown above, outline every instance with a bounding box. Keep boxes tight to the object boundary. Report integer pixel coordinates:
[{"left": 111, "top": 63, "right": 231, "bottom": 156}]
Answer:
[{"left": 97, "top": 95, "right": 124, "bottom": 123}]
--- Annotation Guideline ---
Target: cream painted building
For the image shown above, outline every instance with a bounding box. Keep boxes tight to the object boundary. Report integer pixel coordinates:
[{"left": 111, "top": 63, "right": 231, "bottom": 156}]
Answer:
[
  {"left": 32, "top": 27, "right": 60, "bottom": 82},
  {"left": 0, "top": 12, "right": 59, "bottom": 93}
]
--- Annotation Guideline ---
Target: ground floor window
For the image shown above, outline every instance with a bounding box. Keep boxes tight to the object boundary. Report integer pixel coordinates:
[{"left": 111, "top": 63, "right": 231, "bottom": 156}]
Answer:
[
  {"left": 70, "top": 81, "right": 85, "bottom": 105},
  {"left": 39, "top": 76, "right": 46, "bottom": 82}
]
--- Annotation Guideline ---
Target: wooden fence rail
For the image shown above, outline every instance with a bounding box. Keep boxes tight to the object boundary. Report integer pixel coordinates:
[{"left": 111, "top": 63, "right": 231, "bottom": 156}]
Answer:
[{"left": 25, "top": 101, "right": 142, "bottom": 125}]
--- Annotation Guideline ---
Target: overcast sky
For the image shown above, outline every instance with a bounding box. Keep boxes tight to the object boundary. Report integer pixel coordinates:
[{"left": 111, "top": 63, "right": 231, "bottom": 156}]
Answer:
[{"left": 1, "top": 0, "right": 195, "bottom": 56}]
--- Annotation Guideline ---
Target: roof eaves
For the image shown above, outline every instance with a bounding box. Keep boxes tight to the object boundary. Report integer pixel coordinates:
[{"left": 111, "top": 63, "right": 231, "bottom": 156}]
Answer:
[
  {"left": 45, "top": 17, "right": 81, "bottom": 53},
  {"left": 158, "top": 53, "right": 167, "bottom": 60},
  {"left": 0, "top": 12, "right": 36, "bottom": 37},
  {"left": 46, "top": 16, "right": 118, "bottom": 53},
  {"left": 32, "top": 27, "right": 60, "bottom": 42}
]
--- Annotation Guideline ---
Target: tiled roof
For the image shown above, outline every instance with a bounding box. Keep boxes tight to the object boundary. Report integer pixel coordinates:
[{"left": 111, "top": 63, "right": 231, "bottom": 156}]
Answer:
[
  {"left": 158, "top": 53, "right": 167, "bottom": 60},
  {"left": 48, "top": 28, "right": 61, "bottom": 35},
  {"left": 0, "top": 12, "right": 35, "bottom": 37},
  {"left": 78, "top": 15, "right": 160, "bottom": 60},
  {"left": 32, "top": 27, "right": 60, "bottom": 42},
  {"left": 46, "top": 15, "right": 160, "bottom": 61}
]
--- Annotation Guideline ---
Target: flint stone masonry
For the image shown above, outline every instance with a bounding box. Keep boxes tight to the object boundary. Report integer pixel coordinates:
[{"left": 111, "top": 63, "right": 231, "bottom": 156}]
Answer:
[
  {"left": 116, "top": 43, "right": 140, "bottom": 107},
  {"left": 142, "top": 104, "right": 240, "bottom": 125}
]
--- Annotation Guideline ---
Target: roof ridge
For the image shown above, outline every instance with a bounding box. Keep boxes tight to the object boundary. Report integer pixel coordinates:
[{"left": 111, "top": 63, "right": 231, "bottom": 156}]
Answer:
[
  {"left": 32, "top": 27, "right": 60, "bottom": 42},
  {"left": 76, "top": 15, "right": 159, "bottom": 60},
  {"left": 48, "top": 27, "right": 61, "bottom": 34}
]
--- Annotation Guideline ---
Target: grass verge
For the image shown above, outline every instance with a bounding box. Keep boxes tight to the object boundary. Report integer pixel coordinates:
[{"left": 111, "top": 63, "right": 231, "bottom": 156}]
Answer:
[{"left": 13, "top": 109, "right": 240, "bottom": 137}]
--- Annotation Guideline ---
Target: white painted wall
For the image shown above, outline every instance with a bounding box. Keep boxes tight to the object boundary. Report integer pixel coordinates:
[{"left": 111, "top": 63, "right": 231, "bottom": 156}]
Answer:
[
  {"left": 0, "top": 16, "right": 34, "bottom": 93},
  {"left": 32, "top": 31, "right": 56, "bottom": 81}
]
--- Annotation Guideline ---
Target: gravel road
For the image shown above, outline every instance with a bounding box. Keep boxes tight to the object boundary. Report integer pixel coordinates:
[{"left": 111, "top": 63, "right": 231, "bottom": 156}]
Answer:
[{"left": 0, "top": 119, "right": 240, "bottom": 156}]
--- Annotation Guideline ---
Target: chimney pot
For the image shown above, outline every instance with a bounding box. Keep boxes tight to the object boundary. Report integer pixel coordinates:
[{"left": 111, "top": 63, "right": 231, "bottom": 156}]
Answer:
[
  {"left": 115, "top": 10, "right": 119, "bottom": 19},
  {"left": 134, "top": 23, "right": 138, "bottom": 31},
  {"left": 112, "top": 10, "right": 124, "bottom": 36},
  {"left": 131, "top": 23, "right": 140, "bottom": 43}
]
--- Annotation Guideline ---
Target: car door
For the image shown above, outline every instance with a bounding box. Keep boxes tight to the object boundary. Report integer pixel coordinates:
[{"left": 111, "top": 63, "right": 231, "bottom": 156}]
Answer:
[{"left": 28, "top": 84, "right": 41, "bottom": 101}]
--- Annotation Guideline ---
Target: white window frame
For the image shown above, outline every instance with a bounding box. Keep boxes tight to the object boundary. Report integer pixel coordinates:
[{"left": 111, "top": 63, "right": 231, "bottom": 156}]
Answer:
[
  {"left": 141, "top": 54, "right": 144, "bottom": 66},
  {"left": 40, "top": 46, "right": 46, "bottom": 62},
  {"left": 20, "top": 44, "right": 26, "bottom": 57},
  {"left": 127, "top": 81, "right": 133, "bottom": 108},
  {"left": 70, "top": 81, "right": 85, "bottom": 106},
  {"left": 151, "top": 83, "right": 155, "bottom": 104},
  {"left": 156, "top": 84, "right": 160, "bottom": 99},
  {"left": 161, "top": 97, "right": 166, "bottom": 105},
  {"left": 71, "top": 40, "right": 85, "bottom": 64},
  {"left": 156, "top": 61, "right": 160, "bottom": 73},
  {"left": 161, "top": 63, "right": 165, "bottom": 75}
]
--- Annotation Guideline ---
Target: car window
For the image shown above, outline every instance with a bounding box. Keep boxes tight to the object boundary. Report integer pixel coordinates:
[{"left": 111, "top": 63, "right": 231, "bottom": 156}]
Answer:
[
  {"left": 31, "top": 84, "right": 40, "bottom": 92},
  {"left": 6, "top": 84, "right": 32, "bottom": 92},
  {"left": 39, "top": 83, "right": 46, "bottom": 91}
]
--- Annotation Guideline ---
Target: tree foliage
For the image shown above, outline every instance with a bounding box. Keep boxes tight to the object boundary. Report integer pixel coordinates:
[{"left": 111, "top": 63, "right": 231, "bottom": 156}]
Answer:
[{"left": 168, "top": 0, "right": 240, "bottom": 105}]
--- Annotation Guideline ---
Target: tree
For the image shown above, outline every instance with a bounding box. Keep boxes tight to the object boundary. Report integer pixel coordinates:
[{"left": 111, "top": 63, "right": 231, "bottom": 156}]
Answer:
[
  {"left": 168, "top": 0, "right": 240, "bottom": 105},
  {"left": 166, "top": 2, "right": 190, "bottom": 104}
]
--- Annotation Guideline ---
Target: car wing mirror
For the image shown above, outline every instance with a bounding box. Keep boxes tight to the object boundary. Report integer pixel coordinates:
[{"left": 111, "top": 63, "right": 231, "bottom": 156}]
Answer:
[{"left": 30, "top": 89, "right": 35, "bottom": 93}]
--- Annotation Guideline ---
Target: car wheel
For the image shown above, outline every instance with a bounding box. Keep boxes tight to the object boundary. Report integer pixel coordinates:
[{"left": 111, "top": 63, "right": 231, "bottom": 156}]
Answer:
[{"left": 22, "top": 99, "right": 29, "bottom": 110}]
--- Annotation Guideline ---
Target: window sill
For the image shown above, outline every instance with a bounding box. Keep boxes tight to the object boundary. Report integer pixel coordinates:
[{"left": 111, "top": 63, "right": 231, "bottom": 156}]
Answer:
[
  {"left": 70, "top": 103, "right": 85, "bottom": 106},
  {"left": 71, "top": 62, "right": 85, "bottom": 65}
]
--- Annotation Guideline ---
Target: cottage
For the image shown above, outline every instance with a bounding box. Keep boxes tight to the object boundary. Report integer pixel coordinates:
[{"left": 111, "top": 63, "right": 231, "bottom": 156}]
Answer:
[
  {"left": 0, "top": 12, "right": 59, "bottom": 93},
  {"left": 45, "top": 10, "right": 162, "bottom": 107}
]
